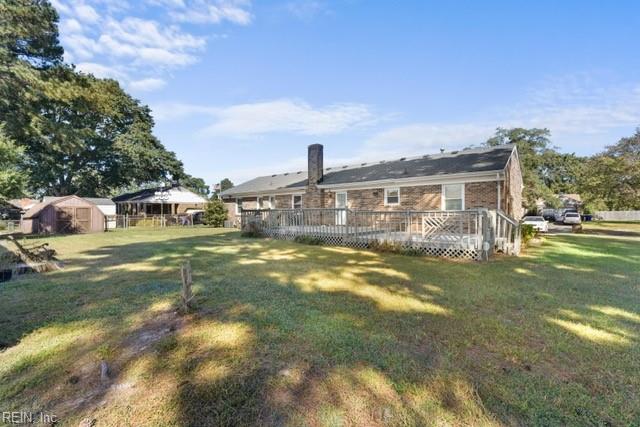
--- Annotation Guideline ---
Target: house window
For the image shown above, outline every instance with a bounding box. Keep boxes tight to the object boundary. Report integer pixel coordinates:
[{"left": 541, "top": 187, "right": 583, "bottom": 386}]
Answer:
[
  {"left": 235, "top": 198, "right": 242, "bottom": 214},
  {"left": 258, "top": 196, "right": 270, "bottom": 209},
  {"left": 269, "top": 196, "right": 275, "bottom": 209},
  {"left": 292, "top": 195, "right": 302, "bottom": 209},
  {"left": 442, "top": 184, "right": 464, "bottom": 210},
  {"left": 384, "top": 188, "right": 400, "bottom": 206}
]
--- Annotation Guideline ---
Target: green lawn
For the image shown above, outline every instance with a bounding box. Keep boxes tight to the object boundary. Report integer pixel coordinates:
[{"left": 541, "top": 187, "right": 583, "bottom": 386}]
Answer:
[
  {"left": 0, "top": 227, "right": 638, "bottom": 426},
  {"left": 582, "top": 220, "right": 640, "bottom": 236}
]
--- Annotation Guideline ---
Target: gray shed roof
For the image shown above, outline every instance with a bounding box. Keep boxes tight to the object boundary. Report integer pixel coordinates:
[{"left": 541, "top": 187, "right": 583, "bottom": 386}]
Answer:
[{"left": 221, "top": 144, "right": 515, "bottom": 197}]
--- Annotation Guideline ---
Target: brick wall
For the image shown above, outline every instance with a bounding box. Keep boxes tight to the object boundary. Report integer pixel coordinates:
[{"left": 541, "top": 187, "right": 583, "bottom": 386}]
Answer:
[
  {"left": 465, "top": 182, "right": 498, "bottom": 210},
  {"left": 342, "top": 185, "right": 442, "bottom": 210}
]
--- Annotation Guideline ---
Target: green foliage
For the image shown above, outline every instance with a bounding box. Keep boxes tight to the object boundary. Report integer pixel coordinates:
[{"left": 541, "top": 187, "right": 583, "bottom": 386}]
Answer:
[
  {"left": 579, "top": 128, "right": 640, "bottom": 210},
  {"left": 179, "top": 175, "right": 209, "bottom": 196},
  {"left": 0, "top": 1, "right": 203, "bottom": 197},
  {"left": 485, "top": 128, "right": 565, "bottom": 210},
  {"left": 520, "top": 224, "right": 537, "bottom": 244},
  {"left": 203, "top": 197, "right": 227, "bottom": 227},
  {"left": 0, "top": 125, "right": 27, "bottom": 200},
  {"left": 212, "top": 178, "right": 234, "bottom": 198}
]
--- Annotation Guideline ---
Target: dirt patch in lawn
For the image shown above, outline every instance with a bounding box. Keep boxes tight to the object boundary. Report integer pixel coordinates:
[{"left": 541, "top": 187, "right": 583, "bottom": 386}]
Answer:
[{"left": 48, "top": 310, "right": 186, "bottom": 422}]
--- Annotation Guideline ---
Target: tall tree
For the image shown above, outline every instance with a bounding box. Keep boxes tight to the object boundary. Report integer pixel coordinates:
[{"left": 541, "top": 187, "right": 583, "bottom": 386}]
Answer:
[
  {"left": 179, "top": 175, "right": 209, "bottom": 196},
  {"left": 0, "top": 125, "right": 27, "bottom": 200},
  {"left": 0, "top": 0, "right": 204, "bottom": 197},
  {"left": 484, "top": 128, "right": 559, "bottom": 209},
  {"left": 580, "top": 128, "right": 640, "bottom": 210}
]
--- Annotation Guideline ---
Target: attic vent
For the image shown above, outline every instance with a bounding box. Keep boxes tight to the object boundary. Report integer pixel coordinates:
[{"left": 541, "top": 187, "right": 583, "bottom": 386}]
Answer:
[
  {"left": 361, "top": 162, "right": 367, "bottom": 166},
  {"left": 342, "top": 165, "right": 348, "bottom": 169},
  {"left": 326, "top": 167, "right": 332, "bottom": 171},
  {"left": 271, "top": 174, "right": 277, "bottom": 177},
  {"left": 451, "top": 151, "right": 459, "bottom": 154},
  {"left": 423, "top": 155, "right": 430, "bottom": 159},
  {"left": 380, "top": 160, "right": 386, "bottom": 164},
  {"left": 399, "top": 157, "right": 406, "bottom": 161},
  {"left": 284, "top": 173, "right": 289, "bottom": 176},
  {"left": 297, "top": 171, "right": 302, "bottom": 174}
]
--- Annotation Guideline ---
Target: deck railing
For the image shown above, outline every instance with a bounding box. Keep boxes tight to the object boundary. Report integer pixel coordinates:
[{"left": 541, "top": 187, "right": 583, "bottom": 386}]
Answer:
[{"left": 241, "top": 208, "right": 523, "bottom": 260}]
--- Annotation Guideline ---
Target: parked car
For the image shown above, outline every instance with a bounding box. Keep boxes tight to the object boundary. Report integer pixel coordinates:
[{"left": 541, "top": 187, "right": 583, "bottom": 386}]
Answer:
[
  {"left": 563, "top": 212, "right": 581, "bottom": 225},
  {"left": 522, "top": 216, "right": 549, "bottom": 232},
  {"left": 541, "top": 209, "right": 556, "bottom": 222}
]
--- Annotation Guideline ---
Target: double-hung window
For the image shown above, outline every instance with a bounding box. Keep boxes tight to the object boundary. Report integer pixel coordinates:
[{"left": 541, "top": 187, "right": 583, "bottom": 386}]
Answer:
[
  {"left": 442, "top": 184, "right": 464, "bottom": 210},
  {"left": 384, "top": 188, "right": 400, "bottom": 206},
  {"left": 292, "top": 195, "right": 302, "bottom": 209},
  {"left": 235, "top": 198, "right": 242, "bottom": 214}
]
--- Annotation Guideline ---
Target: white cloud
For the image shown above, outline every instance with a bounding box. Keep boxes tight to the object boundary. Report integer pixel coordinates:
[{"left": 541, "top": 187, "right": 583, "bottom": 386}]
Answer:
[
  {"left": 286, "top": 1, "right": 329, "bottom": 21},
  {"left": 159, "top": 0, "right": 253, "bottom": 25},
  {"left": 52, "top": 0, "right": 247, "bottom": 91},
  {"left": 60, "top": 18, "right": 83, "bottom": 34},
  {"left": 153, "top": 99, "right": 376, "bottom": 136},
  {"left": 128, "top": 77, "right": 167, "bottom": 91},
  {"left": 360, "top": 73, "right": 640, "bottom": 157},
  {"left": 75, "top": 62, "right": 127, "bottom": 79},
  {"left": 74, "top": 3, "right": 100, "bottom": 23}
]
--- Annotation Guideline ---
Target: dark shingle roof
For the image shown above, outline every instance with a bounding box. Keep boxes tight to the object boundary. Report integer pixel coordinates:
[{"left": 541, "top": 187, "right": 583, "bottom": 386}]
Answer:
[
  {"left": 319, "top": 145, "right": 514, "bottom": 186},
  {"left": 221, "top": 145, "right": 515, "bottom": 197}
]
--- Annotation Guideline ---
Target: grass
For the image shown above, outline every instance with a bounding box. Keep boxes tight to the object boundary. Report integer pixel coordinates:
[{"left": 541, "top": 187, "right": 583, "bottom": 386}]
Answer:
[
  {"left": 0, "top": 227, "right": 638, "bottom": 426},
  {"left": 582, "top": 220, "right": 640, "bottom": 236}
]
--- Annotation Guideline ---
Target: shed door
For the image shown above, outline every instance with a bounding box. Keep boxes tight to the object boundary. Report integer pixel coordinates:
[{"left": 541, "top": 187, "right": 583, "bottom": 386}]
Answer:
[
  {"left": 56, "top": 208, "right": 74, "bottom": 233},
  {"left": 75, "top": 208, "right": 91, "bottom": 232}
]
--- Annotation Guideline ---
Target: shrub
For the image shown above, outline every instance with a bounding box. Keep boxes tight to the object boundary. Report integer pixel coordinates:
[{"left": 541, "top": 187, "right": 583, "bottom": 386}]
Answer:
[
  {"left": 520, "top": 224, "right": 537, "bottom": 244},
  {"left": 203, "top": 197, "right": 228, "bottom": 227}
]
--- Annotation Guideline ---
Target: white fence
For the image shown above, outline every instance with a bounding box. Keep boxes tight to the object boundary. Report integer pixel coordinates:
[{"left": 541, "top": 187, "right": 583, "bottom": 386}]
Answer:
[
  {"left": 241, "top": 208, "right": 520, "bottom": 261},
  {"left": 594, "top": 211, "right": 640, "bottom": 221}
]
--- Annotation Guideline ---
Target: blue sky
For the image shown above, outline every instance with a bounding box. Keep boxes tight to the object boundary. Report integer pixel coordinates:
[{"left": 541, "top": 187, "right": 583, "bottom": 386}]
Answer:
[{"left": 52, "top": 0, "right": 640, "bottom": 186}]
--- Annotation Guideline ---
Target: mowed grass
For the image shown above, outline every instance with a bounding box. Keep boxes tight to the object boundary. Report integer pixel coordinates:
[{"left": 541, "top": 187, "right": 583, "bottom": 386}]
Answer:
[
  {"left": 582, "top": 220, "right": 640, "bottom": 236},
  {"left": 0, "top": 227, "right": 638, "bottom": 426}
]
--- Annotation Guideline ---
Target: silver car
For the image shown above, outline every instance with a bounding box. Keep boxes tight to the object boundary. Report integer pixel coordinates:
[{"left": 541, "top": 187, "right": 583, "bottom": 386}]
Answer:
[{"left": 563, "top": 212, "right": 581, "bottom": 225}]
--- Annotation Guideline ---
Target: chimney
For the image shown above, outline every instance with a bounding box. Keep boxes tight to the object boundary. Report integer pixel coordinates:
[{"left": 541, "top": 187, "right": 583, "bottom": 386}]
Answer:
[{"left": 307, "top": 144, "right": 324, "bottom": 186}]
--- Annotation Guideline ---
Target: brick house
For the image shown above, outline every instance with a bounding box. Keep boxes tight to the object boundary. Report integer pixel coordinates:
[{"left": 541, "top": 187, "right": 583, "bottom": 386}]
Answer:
[{"left": 221, "top": 144, "right": 523, "bottom": 223}]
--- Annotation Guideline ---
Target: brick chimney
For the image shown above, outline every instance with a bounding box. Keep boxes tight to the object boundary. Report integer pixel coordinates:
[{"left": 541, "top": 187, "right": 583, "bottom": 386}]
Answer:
[{"left": 307, "top": 144, "right": 324, "bottom": 186}]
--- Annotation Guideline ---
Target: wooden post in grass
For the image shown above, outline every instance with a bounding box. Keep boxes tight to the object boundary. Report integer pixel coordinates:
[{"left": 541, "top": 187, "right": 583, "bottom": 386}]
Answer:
[{"left": 181, "top": 260, "right": 193, "bottom": 312}]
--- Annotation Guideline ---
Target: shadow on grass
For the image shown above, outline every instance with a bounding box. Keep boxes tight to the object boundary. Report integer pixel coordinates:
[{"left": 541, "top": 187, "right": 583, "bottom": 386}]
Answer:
[{"left": 0, "top": 230, "right": 638, "bottom": 425}]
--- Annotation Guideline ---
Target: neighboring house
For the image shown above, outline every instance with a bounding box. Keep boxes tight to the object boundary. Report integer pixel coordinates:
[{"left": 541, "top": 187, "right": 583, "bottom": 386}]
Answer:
[
  {"left": 558, "top": 193, "right": 582, "bottom": 210},
  {"left": 21, "top": 195, "right": 106, "bottom": 234},
  {"left": 2, "top": 198, "right": 38, "bottom": 220},
  {"left": 221, "top": 144, "right": 524, "bottom": 223},
  {"left": 113, "top": 184, "right": 208, "bottom": 215}
]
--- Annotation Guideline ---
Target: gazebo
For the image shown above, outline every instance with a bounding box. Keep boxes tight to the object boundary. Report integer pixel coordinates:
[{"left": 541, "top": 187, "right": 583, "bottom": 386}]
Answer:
[{"left": 113, "top": 184, "right": 208, "bottom": 215}]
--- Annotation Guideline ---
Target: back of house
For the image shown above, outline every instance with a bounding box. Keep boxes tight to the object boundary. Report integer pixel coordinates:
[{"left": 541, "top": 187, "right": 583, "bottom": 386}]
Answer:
[{"left": 220, "top": 144, "right": 523, "bottom": 223}]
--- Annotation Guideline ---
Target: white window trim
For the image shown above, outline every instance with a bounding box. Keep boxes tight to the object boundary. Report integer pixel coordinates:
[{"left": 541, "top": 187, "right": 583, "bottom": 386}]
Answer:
[
  {"left": 268, "top": 195, "right": 274, "bottom": 209},
  {"left": 384, "top": 188, "right": 400, "bottom": 206},
  {"left": 441, "top": 183, "right": 465, "bottom": 211},
  {"left": 335, "top": 191, "right": 348, "bottom": 208},
  {"left": 292, "top": 194, "right": 302, "bottom": 209},
  {"left": 257, "top": 196, "right": 263, "bottom": 209},
  {"left": 235, "top": 198, "right": 242, "bottom": 215}
]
